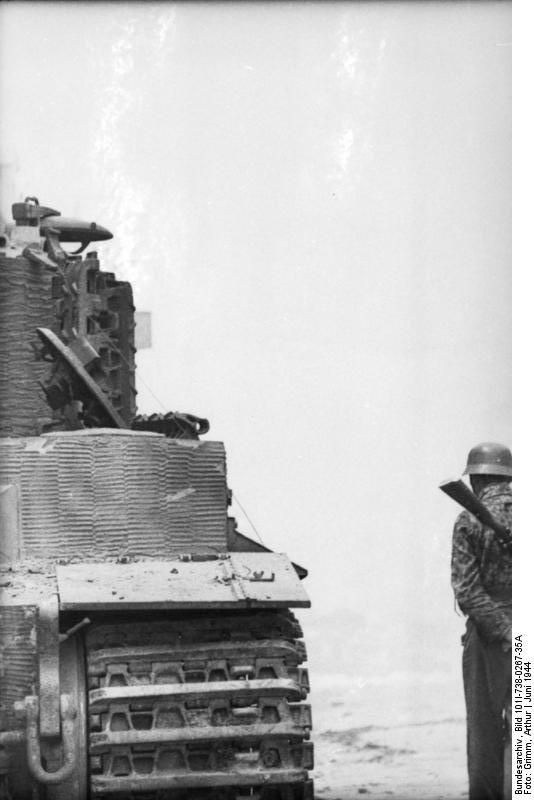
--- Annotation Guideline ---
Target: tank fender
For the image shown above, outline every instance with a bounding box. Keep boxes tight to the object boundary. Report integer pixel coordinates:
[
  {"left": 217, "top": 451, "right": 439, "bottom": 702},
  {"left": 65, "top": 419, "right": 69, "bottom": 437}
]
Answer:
[{"left": 56, "top": 553, "right": 311, "bottom": 611}]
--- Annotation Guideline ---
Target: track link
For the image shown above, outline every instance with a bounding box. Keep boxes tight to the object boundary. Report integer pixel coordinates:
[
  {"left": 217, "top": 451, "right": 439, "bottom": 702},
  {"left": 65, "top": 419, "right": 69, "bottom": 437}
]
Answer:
[{"left": 85, "top": 611, "right": 313, "bottom": 799}]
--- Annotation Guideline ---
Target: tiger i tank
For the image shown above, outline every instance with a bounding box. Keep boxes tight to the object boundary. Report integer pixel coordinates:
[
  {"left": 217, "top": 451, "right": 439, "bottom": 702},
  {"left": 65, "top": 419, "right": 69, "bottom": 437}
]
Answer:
[{"left": 0, "top": 197, "right": 313, "bottom": 800}]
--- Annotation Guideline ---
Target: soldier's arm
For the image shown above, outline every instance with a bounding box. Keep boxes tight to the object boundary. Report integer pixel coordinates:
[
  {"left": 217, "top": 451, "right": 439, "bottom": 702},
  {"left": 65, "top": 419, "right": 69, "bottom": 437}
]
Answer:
[{"left": 451, "top": 515, "right": 511, "bottom": 642}]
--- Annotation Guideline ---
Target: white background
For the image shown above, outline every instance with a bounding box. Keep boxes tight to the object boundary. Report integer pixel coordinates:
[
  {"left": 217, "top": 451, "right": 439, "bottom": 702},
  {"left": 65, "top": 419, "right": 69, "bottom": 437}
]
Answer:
[{"left": 0, "top": 0, "right": 516, "bottom": 685}]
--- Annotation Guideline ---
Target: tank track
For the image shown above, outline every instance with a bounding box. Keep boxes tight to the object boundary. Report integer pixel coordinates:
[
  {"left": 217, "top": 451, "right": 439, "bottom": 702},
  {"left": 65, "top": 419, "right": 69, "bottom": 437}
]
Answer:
[
  {"left": 52, "top": 258, "right": 137, "bottom": 428},
  {"left": 85, "top": 610, "right": 314, "bottom": 799}
]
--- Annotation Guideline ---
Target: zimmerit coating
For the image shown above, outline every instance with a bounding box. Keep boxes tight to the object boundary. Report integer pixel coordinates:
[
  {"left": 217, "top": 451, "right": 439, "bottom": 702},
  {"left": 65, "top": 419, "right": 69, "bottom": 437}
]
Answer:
[
  {"left": 0, "top": 257, "right": 58, "bottom": 437},
  {"left": 0, "top": 431, "right": 228, "bottom": 559},
  {"left": 0, "top": 605, "right": 38, "bottom": 730}
]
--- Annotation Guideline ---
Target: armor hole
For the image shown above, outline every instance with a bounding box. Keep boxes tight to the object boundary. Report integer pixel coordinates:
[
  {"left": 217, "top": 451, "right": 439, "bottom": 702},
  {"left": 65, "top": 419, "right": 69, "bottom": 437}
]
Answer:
[
  {"left": 132, "top": 755, "right": 154, "bottom": 774},
  {"left": 156, "top": 707, "right": 184, "bottom": 728},
  {"left": 212, "top": 707, "right": 230, "bottom": 725},
  {"left": 157, "top": 749, "right": 186, "bottom": 770},
  {"left": 209, "top": 669, "right": 227, "bottom": 682},
  {"left": 261, "top": 706, "right": 280, "bottom": 723},
  {"left": 262, "top": 748, "right": 281, "bottom": 768},
  {"left": 184, "top": 670, "right": 205, "bottom": 683},
  {"left": 258, "top": 666, "right": 277, "bottom": 679},
  {"left": 111, "top": 755, "right": 131, "bottom": 776},
  {"left": 188, "top": 752, "right": 211, "bottom": 771},
  {"left": 154, "top": 671, "right": 179, "bottom": 684},
  {"left": 110, "top": 713, "right": 129, "bottom": 731},
  {"left": 131, "top": 714, "right": 153, "bottom": 730}
]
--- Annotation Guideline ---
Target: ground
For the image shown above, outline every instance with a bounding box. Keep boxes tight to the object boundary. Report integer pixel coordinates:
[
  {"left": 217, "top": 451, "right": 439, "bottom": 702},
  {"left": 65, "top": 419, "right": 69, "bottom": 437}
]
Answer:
[
  {"left": 305, "top": 613, "right": 468, "bottom": 800},
  {"left": 312, "top": 696, "right": 466, "bottom": 800}
]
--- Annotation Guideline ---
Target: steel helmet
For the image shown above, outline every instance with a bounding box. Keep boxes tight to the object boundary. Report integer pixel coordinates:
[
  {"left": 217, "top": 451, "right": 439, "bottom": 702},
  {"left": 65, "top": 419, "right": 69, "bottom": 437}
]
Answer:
[{"left": 463, "top": 442, "right": 512, "bottom": 477}]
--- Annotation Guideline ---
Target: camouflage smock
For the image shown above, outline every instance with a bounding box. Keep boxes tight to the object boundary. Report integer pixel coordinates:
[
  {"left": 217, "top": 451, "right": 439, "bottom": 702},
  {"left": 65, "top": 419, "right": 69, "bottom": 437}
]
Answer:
[{"left": 451, "top": 481, "right": 512, "bottom": 642}]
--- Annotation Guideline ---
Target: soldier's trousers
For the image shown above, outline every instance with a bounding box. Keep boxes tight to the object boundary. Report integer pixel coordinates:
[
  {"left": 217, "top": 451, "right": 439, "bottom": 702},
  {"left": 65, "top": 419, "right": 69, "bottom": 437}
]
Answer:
[{"left": 462, "top": 619, "right": 511, "bottom": 800}]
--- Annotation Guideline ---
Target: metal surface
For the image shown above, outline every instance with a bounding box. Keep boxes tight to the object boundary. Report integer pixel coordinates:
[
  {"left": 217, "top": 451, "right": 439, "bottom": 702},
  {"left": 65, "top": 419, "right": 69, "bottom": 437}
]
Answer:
[
  {"left": 0, "top": 432, "right": 230, "bottom": 561},
  {"left": 0, "top": 731, "right": 25, "bottom": 746},
  {"left": 42, "top": 227, "right": 68, "bottom": 265},
  {"left": 22, "top": 694, "right": 77, "bottom": 784},
  {"left": 12, "top": 198, "right": 59, "bottom": 225},
  {"left": 36, "top": 327, "right": 127, "bottom": 428},
  {"left": 88, "top": 637, "right": 305, "bottom": 668},
  {"left": 48, "top": 634, "right": 88, "bottom": 800},
  {"left": 0, "top": 254, "right": 58, "bottom": 437},
  {"left": 57, "top": 554, "right": 311, "bottom": 611},
  {"left": 86, "top": 611, "right": 312, "bottom": 797},
  {"left": 91, "top": 719, "right": 310, "bottom": 747},
  {"left": 132, "top": 411, "right": 210, "bottom": 439},
  {"left": 54, "top": 253, "right": 137, "bottom": 426},
  {"left": 90, "top": 678, "right": 304, "bottom": 708},
  {"left": 227, "top": 521, "right": 308, "bottom": 580},
  {"left": 37, "top": 596, "right": 61, "bottom": 737},
  {"left": 463, "top": 441, "right": 512, "bottom": 477},
  {"left": 22, "top": 244, "right": 58, "bottom": 271},
  {"left": 40, "top": 216, "right": 113, "bottom": 244},
  {"left": 92, "top": 768, "right": 310, "bottom": 794},
  {"left": 0, "top": 484, "right": 20, "bottom": 563},
  {"left": 92, "top": 784, "right": 314, "bottom": 800},
  {"left": 0, "top": 605, "right": 38, "bottom": 733}
]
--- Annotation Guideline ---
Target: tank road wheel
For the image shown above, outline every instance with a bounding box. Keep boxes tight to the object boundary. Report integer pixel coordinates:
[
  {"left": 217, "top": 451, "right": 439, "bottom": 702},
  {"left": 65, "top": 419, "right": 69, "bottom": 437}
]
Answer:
[
  {"left": 47, "top": 634, "right": 88, "bottom": 800},
  {"left": 84, "top": 610, "right": 313, "bottom": 800}
]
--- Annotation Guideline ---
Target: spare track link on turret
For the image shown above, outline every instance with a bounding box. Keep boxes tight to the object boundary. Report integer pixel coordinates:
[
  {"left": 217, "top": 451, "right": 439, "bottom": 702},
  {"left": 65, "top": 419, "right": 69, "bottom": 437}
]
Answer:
[{"left": 85, "top": 610, "right": 314, "bottom": 800}]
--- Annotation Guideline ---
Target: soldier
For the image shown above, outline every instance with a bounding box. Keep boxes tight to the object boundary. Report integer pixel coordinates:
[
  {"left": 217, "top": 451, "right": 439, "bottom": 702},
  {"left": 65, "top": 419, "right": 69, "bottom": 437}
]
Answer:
[{"left": 451, "top": 442, "right": 512, "bottom": 800}]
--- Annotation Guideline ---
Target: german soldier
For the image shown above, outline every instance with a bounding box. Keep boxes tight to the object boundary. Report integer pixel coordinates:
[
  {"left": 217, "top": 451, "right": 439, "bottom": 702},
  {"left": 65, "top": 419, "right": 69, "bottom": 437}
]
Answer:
[{"left": 451, "top": 442, "right": 512, "bottom": 800}]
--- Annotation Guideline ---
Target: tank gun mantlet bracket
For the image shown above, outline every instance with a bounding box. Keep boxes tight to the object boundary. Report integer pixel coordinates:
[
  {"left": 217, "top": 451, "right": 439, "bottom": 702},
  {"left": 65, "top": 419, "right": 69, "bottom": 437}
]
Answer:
[
  {"left": 42, "top": 226, "right": 67, "bottom": 266},
  {"left": 21, "top": 244, "right": 58, "bottom": 271}
]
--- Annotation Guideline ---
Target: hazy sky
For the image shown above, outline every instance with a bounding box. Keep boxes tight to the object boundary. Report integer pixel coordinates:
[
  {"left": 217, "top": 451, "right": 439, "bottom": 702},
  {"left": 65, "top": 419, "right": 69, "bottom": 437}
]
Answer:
[{"left": 0, "top": 2, "right": 511, "bottom": 668}]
